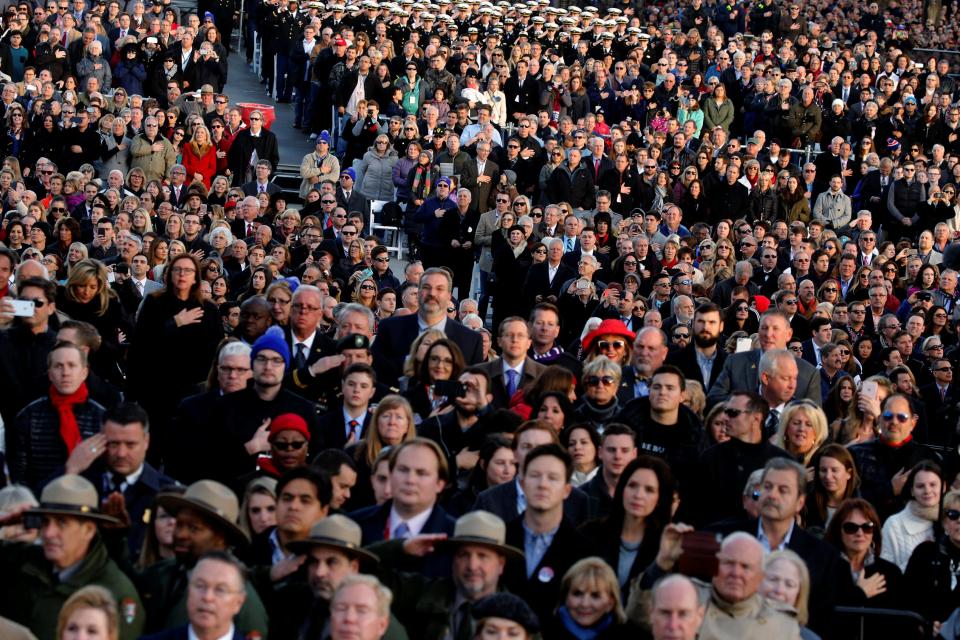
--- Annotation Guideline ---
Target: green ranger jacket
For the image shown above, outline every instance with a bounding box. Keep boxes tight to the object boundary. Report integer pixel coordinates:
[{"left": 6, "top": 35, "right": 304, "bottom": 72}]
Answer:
[
  {"left": 0, "top": 534, "right": 144, "bottom": 640},
  {"left": 137, "top": 557, "right": 269, "bottom": 638}
]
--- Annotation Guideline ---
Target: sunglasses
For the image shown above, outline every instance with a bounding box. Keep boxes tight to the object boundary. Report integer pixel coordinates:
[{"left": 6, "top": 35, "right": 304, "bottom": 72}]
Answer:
[
  {"left": 947, "top": 509, "right": 960, "bottom": 521},
  {"left": 882, "top": 411, "right": 912, "bottom": 423},
  {"left": 272, "top": 440, "right": 306, "bottom": 451},
  {"left": 723, "top": 407, "right": 748, "bottom": 418},
  {"left": 841, "top": 521, "right": 875, "bottom": 534},
  {"left": 673, "top": 332, "right": 690, "bottom": 339},
  {"left": 585, "top": 375, "right": 616, "bottom": 387},
  {"left": 598, "top": 339, "right": 626, "bottom": 350}
]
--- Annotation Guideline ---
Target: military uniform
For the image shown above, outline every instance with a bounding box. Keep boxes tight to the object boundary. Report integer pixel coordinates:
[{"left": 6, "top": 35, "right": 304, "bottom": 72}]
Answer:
[
  {"left": 0, "top": 535, "right": 145, "bottom": 640},
  {"left": 137, "top": 558, "right": 270, "bottom": 638}
]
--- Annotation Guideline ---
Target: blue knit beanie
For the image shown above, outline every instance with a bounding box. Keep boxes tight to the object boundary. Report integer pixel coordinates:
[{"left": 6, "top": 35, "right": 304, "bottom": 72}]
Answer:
[{"left": 251, "top": 326, "right": 290, "bottom": 370}]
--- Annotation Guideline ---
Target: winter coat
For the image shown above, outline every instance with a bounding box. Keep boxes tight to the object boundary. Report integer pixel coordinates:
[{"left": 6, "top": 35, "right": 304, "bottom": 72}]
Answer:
[
  {"left": 11, "top": 395, "right": 105, "bottom": 490},
  {"left": 130, "top": 133, "right": 177, "bottom": 182},
  {"left": 113, "top": 59, "right": 146, "bottom": 96},
  {"left": 703, "top": 97, "right": 734, "bottom": 132},
  {"left": 181, "top": 142, "right": 217, "bottom": 188},
  {"left": 299, "top": 150, "right": 341, "bottom": 198},
  {"left": 0, "top": 535, "right": 144, "bottom": 640},
  {"left": 358, "top": 145, "right": 398, "bottom": 201},
  {"left": 98, "top": 132, "right": 132, "bottom": 177},
  {"left": 547, "top": 162, "right": 596, "bottom": 210},
  {"left": 76, "top": 53, "right": 112, "bottom": 90}
]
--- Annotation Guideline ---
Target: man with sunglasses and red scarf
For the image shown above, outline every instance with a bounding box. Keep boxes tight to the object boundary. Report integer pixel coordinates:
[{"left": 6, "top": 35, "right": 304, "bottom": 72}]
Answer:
[{"left": 850, "top": 394, "right": 937, "bottom": 520}]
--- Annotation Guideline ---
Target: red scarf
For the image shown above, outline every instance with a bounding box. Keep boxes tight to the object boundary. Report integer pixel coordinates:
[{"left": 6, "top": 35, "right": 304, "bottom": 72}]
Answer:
[
  {"left": 255, "top": 455, "right": 283, "bottom": 478},
  {"left": 49, "top": 383, "right": 89, "bottom": 453}
]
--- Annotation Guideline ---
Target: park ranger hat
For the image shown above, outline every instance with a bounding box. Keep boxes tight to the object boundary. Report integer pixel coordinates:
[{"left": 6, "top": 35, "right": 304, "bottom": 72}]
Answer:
[
  {"left": 27, "top": 475, "right": 120, "bottom": 525},
  {"left": 439, "top": 510, "right": 524, "bottom": 560},
  {"left": 287, "top": 515, "right": 379, "bottom": 562},
  {"left": 157, "top": 480, "right": 249, "bottom": 545}
]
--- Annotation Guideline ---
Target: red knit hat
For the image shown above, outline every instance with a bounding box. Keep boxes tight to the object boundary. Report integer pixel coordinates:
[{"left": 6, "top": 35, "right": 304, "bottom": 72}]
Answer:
[
  {"left": 268, "top": 413, "right": 311, "bottom": 441},
  {"left": 581, "top": 319, "right": 636, "bottom": 353}
]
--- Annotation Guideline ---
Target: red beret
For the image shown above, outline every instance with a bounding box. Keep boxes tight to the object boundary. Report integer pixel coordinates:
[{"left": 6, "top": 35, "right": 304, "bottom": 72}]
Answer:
[{"left": 268, "top": 413, "right": 311, "bottom": 441}]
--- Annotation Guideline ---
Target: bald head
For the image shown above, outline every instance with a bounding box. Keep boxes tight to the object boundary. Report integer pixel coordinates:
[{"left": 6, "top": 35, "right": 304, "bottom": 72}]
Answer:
[
  {"left": 651, "top": 575, "right": 704, "bottom": 640},
  {"left": 714, "top": 532, "right": 764, "bottom": 603}
]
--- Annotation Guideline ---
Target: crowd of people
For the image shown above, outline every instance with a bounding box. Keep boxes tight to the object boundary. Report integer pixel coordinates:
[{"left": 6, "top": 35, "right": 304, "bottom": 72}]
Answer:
[{"left": 2, "top": 0, "right": 960, "bottom": 638}]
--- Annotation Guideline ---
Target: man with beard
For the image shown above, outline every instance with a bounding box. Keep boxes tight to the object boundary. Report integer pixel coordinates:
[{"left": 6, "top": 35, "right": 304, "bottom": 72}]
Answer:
[
  {"left": 417, "top": 368, "right": 502, "bottom": 478},
  {"left": 368, "top": 510, "right": 521, "bottom": 640},
  {"left": 289, "top": 516, "right": 408, "bottom": 639},
  {"left": 673, "top": 303, "right": 727, "bottom": 391},
  {"left": 137, "top": 480, "right": 269, "bottom": 636},
  {"left": 371, "top": 268, "right": 484, "bottom": 385}
]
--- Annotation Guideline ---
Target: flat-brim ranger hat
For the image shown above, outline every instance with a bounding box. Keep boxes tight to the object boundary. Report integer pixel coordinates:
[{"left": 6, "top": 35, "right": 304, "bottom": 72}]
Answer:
[
  {"left": 157, "top": 480, "right": 249, "bottom": 545},
  {"left": 27, "top": 475, "right": 120, "bottom": 525}
]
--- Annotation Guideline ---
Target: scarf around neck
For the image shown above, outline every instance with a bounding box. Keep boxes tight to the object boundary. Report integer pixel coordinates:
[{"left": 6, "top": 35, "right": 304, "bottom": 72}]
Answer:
[
  {"left": 558, "top": 606, "right": 614, "bottom": 640},
  {"left": 49, "top": 382, "right": 89, "bottom": 453}
]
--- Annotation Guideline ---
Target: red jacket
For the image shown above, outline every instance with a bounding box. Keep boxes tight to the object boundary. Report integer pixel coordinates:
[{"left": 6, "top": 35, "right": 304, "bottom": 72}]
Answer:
[{"left": 181, "top": 142, "right": 217, "bottom": 188}]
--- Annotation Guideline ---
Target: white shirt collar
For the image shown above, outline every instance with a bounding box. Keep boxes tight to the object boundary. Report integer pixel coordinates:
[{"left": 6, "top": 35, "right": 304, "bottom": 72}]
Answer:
[
  {"left": 189, "top": 624, "right": 235, "bottom": 640},
  {"left": 388, "top": 503, "right": 434, "bottom": 538},
  {"left": 292, "top": 330, "right": 315, "bottom": 354},
  {"left": 418, "top": 315, "right": 447, "bottom": 334}
]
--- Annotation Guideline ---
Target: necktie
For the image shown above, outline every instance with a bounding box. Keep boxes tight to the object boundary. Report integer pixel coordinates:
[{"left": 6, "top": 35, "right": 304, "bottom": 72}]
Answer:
[
  {"left": 135, "top": 280, "right": 144, "bottom": 296},
  {"left": 505, "top": 369, "right": 519, "bottom": 397},
  {"left": 564, "top": 237, "right": 573, "bottom": 252},
  {"left": 259, "top": 184, "right": 265, "bottom": 193},
  {"left": 393, "top": 522, "right": 410, "bottom": 539},
  {"left": 348, "top": 419, "right": 360, "bottom": 440},
  {"left": 764, "top": 409, "right": 780, "bottom": 440},
  {"left": 246, "top": 223, "right": 253, "bottom": 236},
  {"left": 345, "top": 191, "right": 351, "bottom": 201},
  {"left": 942, "top": 387, "right": 948, "bottom": 401},
  {"left": 595, "top": 158, "right": 601, "bottom": 180},
  {"left": 454, "top": 602, "right": 474, "bottom": 640},
  {"left": 108, "top": 471, "right": 125, "bottom": 495},
  {"left": 294, "top": 343, "right": 307, "bottom": 369}
]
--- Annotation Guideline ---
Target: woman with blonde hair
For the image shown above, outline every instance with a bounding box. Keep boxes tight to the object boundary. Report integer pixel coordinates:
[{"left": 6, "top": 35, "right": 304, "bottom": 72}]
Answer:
[
  {"left": 546, "top": 557, "right": 641, "bottom": 638},
  {"left": 181, "top": 122, "right": 216, "bottom": 188},
  {"left": 760, "top": 550, "right": 814, "bottom": 632},
  {"left": 831, "top": 376, "right": 893, "bottom": 445},
  {"left": 349, "top": 395, "right": 416, "bottom": 507},
  {"left": 57, "top": 258, "right": 128, "bottom": 348},
  {"left": 773, "top": 400, "right": 829, "bottom": 468},
  {"left": 238, "top": 476, "right": 277, "bottom": 540},
  {"left": 57, "top": 585, "right": 119, "bottom": 640}
]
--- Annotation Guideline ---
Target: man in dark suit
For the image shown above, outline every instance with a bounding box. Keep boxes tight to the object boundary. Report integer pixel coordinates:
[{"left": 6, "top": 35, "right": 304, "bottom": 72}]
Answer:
[
  {"left": 335, "top": 168, "right": 367, "bottom": 214},
  {"left": 919, "top": 356, "right": 960, "bottom": 447},
  {"left": 707, "top": 458, "right": 853, "bottom": 636},
  {"left": 800, "top": 316, "right": 834, "bottom": 367},
  {"left": 522, "top": 238, "right": 575, "bottom": 309},
  {"left": 473, "top": 421, "right": 592, "bottom": 522},
  {"left": 460, "top": 140, "right": 499, "bottom": 214},
  {"left": 504, "top": 443, "right": 595, "bottom": 622},
  {"left": 858, "top": 158, "right": 895, "bottom": 220},
  {"left": 241, "top": 159, "right": 282, "bottom": 196},
  {"left": 283, "top": 285, "right": 338, "bottom": 399},
  {"left": 139, "top": 553, "right": 250, "bottom": 640},
  {"left": 673, "top": 303, "right": 728, "bottom": 393},
  {"left": 348, "top": 439, "right": 455, "bottom": 577},
  {"left": 66, "top": 402, "right": 177, "bottom": 558},
  {"left": 502, "top": 59, "right": 539, "bottom": 122},
  {"left": 560, "top": 226, "right": 612, "bottom": 274},
  {"left": 226, "top": 109, "right": 280, "bottom": 185},
  {"left": 315, "top": 369, "right": 374, "bottom": 450},
  {"left": 707, "top": 312, "right": 821, "bottom": 407},
  {"left": 371, "top": 268, "right": 484, "bottom": 386},
  {"left": 752, "top": 245, "right": 783, "bottom": 297},
  {"left": 477, "top": 317, "right": 545, "bottom": 409}
]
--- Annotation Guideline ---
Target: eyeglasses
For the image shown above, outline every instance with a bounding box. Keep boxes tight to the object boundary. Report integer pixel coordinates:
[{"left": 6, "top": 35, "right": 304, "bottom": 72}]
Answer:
[
  {"left": 170, "top": 267, "right": 196, "bottom": 274},
  {"left": 513, "top": 202, "right": 526, "bottom": 207},
  {"left": 788, "top": 345, "right": 803, "bottom": 353},
  {"left": 321, "top": 199, "right": 336, "bottom": 204},
  {"left": 254, "top": 355, "right": 285, "bottom": 366},
  {"left": 341, "top": 231, "right": 356, "bottom": 236},
  {"left": 673, "top": 332, "right": 690, "bottom": 339},
  {"left": 429, "top": 355, "right": 454, "bottom": 365},
  {"left": 841, "top": 521, "right": 875, "bottom": 535},
  {"left": 926, "top": 344, "right": 945, "bottom": 351},
  {"left": 936, "top": 366, "right": 954, "bottom": 372},
  {"left": 882, "top": 411, "right": 912, "bottom": 423},
  {"left": 273, "top": 440, "right": 306, "bottom": 451},
  {"left": 267, "top": 296, "right": 291, "bottom": 306},
  {"left": 360, "top": 284, "right": 376, "bottom": 291},
  {"left": 722, "top": 407, "right": 748, "bottom": 418},
  {"left": 585, "top": 375, "right": 616, "bottom": 387},
  {"left": 783, "top": 298, "right": 798, "bottom": 305},
  {"left": 250, "top": 116, "right": 262, "bottom": 121}
]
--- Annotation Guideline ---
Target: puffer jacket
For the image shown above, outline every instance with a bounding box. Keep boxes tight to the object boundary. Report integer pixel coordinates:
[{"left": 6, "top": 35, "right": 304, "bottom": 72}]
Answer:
[
  {"left": 748, "top": 186, "right": 779, "bottom": 222},
  {"left": 392, "top": 154, "right": 418, "bottom": 203},
  {"left": 11, "top": 395, "right": 105, "bottom": 490},
  {"left": 358, "top": 145, "right": 399, "bottom": 201},
  {"left": 76, "top": 53, "right": 112, "bottom": 90}
]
